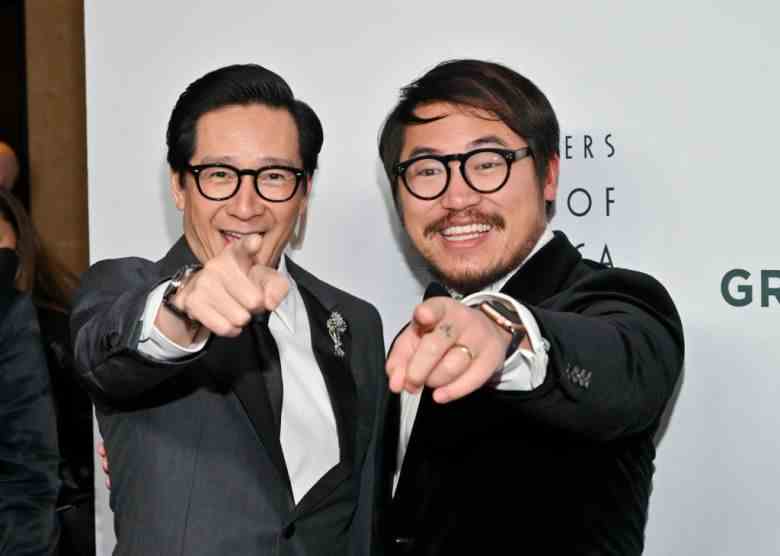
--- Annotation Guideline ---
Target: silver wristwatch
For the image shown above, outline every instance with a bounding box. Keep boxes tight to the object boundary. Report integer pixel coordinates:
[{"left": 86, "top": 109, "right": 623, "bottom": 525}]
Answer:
[{"left": 162, "top": 264, "right": 202, "bottom": 323}]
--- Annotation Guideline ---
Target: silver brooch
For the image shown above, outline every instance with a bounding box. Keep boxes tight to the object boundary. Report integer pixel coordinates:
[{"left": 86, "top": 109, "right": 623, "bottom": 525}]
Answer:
[{"left": 326, "top": 311, "right": 347, "bottom": 358}]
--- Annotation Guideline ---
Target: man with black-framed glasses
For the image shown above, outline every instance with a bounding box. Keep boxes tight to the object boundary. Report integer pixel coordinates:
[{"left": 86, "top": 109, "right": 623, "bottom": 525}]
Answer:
[
  {"left": 377, "top": 59, "right": 684, "bottom": 555},
  {"left": 71, "top": 64, "right": 386, "bottom": 556}
]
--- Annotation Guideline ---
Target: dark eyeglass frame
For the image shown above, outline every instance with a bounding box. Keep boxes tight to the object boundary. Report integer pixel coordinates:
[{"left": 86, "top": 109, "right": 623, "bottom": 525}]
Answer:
[
  {"left": 394, "top": 147, "right": 533, "bottom": 201},
  {"left": 187, "top": 163, "right": 306, "bottom": 203}
]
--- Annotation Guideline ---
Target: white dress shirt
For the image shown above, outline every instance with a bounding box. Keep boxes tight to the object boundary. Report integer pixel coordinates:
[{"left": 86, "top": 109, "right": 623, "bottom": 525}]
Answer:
[
  {"left": 137, "top": 255, "right": 339, "bottom": 504},
  {"left": 394, "top": 226, "right": 554, "bottom": 493}
]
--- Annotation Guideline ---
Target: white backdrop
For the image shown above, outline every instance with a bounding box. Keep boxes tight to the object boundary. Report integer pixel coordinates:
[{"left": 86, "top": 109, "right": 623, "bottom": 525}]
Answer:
[{"left": 84, "top": 1, "right": 780, "bottom": 554}]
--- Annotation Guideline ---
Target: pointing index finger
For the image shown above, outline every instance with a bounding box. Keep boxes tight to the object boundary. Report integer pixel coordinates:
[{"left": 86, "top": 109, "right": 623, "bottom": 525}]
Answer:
[
  {"left": 248, "top": 265, "right": 290, "bottom": 312},
  {"left": 385, "top": 323, "right": 422, "bottom": 393},
  {"left": 252, "top": 231, "right": 279, "bottom": 269},
  {"left": 412, "top": 297, "right": 449, "bottom": 331},
  {"left": 230, "top": 234, "right": 264, "bottom": 274}
]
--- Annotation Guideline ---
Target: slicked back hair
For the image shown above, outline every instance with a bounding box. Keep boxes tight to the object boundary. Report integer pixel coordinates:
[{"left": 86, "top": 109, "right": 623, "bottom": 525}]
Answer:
[
  {"left": 378, "top": 59, "right": 559, "bottom": 218},
  {"left": 166, "top": 64, "right": 323, "bottom": 181}
]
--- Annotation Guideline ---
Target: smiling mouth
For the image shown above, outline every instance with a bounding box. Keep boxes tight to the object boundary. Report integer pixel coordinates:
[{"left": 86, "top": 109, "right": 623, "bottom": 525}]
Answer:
[
  {"left": 221, "top": 230, "right": 264, "bottom": 243},
  {"left": 424, "top": 210, "right": 505, "bottom": 243},
  {"left": 439, "top": 223, "right": 492, "bottom": 242}
]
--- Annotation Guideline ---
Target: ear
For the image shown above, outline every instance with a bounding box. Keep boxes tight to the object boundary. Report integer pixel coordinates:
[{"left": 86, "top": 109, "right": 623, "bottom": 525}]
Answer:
[
  {"left": 170, "top": 170, "right": 186, "bottom": 211},
  {"left": 542, "top": 155, "right": 560, "bottom": 202},
  {"left": 298, "top": 175, "right": 312, "bottom": 217},
  {"left": 290, "top": 176, "right": 312, "bottom": 249}
]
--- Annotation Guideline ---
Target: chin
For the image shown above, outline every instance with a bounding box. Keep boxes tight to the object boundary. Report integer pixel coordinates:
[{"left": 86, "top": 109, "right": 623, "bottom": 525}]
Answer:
[
  {"left": 426, "top": 244, "right": 536, "bottom": 295},
  {"left": 429, "top": 262, "right": 509, "bottom": 296}
]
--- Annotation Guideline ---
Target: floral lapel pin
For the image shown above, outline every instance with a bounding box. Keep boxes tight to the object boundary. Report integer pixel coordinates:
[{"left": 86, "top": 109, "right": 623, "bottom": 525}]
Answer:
[{"left": 326, "top": 311, "right": 348, "bottom": 358}]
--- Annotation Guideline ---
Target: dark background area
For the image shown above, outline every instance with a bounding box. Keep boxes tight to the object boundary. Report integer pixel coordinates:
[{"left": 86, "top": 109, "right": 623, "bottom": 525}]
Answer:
[{"left": 0, "top": 0, "right": 30, "bottom": 208}]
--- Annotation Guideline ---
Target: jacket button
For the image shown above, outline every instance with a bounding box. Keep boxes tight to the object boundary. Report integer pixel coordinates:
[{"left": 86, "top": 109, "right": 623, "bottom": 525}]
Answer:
[{"left": 282, "top": 523, "right": 296, "bottom": 539}]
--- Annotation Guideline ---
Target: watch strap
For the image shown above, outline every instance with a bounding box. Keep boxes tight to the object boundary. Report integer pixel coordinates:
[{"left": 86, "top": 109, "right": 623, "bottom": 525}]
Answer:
[
  {"left": 162, "top": 264, "right": 203, "bottom": 325},
  {"left": 478, "top": 299, "right": 527, "bottom": 359}
]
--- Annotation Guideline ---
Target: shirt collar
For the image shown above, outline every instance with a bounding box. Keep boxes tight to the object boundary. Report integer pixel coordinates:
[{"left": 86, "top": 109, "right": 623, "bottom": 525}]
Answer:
[{"left": 255, "top": 252, "right": 299, "bottom": 334}]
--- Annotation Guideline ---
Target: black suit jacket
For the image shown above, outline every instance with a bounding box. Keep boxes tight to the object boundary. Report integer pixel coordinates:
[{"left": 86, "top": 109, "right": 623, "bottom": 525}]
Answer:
[
  {"left": 71, "top": 238, "right": 387, "bottom": 556},
  {"left": 385, "top": 232, "right": 684, "bottom": 556}
]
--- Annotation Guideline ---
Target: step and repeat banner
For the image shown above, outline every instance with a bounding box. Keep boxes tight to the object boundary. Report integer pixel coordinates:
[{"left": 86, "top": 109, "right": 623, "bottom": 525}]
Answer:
[{"left": 84, "top": 1, "right": 779, "bottom": 554}]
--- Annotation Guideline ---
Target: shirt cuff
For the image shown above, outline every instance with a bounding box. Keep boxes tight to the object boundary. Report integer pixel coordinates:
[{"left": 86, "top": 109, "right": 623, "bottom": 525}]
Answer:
[
  {"left": 461, "top": 291, "right": 549, "bottom": 391},
  {"left": 137, "top": 281, "right": 210, "bottom": 360}
]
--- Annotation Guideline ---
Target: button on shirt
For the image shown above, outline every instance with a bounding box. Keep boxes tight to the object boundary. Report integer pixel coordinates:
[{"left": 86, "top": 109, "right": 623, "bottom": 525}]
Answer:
[{"left": 137, "top": 256, "right": 339, "bottom": 504}]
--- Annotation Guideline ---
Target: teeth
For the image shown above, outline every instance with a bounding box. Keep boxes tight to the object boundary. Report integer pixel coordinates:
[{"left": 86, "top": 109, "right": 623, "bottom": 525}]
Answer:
[
  {"left": 223, "top": 231, "right": 262, "bottom": 240},
  {"left": 441, "top": 223, "right": 491, "bottom": 237}
]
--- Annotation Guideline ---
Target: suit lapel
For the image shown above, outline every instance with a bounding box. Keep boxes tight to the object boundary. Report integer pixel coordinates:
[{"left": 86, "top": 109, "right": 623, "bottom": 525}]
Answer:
[
  {"left": 287, "top": 258, "right": 358, "bottom": 516},
  {"left": 392, "top": 232, "right": 583, "bottom": 503},
  {"left": 203, "top": 328, "right": 293, "bottom": 503},
  {"left": 156, "top": 236, "right": 200, "bottom": 276},
  {"left": 160, "top": 246, "right": 361, "bottom": 511},
  {"left": 500, "top": 231, "right": 582, "bottom": 304},
  {"left": 306, "top": 294, "right": 356, "bottom": 469},
  {"left": 159, "top": 238, "right": 294, "bottom": 502}
]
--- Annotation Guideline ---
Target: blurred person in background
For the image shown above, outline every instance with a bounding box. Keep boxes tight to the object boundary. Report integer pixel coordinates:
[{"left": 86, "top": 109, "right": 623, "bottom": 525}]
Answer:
[
  {"left": 0, "top": 190, "right": 94, "bottom": 556},
  {"left": 0, "top": 208, "right": 60, "bottom": 555},
  {"left": 0, "top": 142, "right": 19, "bottom": 191}
]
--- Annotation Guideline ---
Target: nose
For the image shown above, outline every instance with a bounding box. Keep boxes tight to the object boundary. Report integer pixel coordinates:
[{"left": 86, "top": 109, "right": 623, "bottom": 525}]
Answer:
[
  {"left": 440, "top": 162, "right": 480, "bottom": 210},
  {"left": 226, "top": 175, "right": 264, "bottom": 219}
]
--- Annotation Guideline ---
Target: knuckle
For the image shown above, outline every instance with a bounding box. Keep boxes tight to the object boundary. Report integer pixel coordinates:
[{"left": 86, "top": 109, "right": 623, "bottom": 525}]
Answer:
[
  {"left": 440, "top": 357, "right": 461, "bottom": 379},
  {"left": 247, "top": 290, "right": 265, "bottom": 311},
  {"left": 405, "top": 371, "right": 424, "bottom": 388},
  {"left": 223, "top": 325, "right": 240, "bottom": 338},
  {"left": 424, "top": 339, "right": 443, "bottom": 357},
  {"left": 267, "top": 275, "right": 288, "bottom": 300},
  {"left": 212, "top": 322, "right": 232, "bottom": 337},
  {"left": 234, "top": 311, "right": 251, "bottom": 328}
]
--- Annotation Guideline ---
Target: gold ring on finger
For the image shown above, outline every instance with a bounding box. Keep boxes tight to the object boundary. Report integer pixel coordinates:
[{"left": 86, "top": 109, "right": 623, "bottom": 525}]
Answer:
[{"left": 452, "top": 343, "right": 474, "bottom": 361}]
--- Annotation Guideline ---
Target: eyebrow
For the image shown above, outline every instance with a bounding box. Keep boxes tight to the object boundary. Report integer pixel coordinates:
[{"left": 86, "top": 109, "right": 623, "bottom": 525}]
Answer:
[
  {"left": 467, "top": 135, "right": 510, "bottom": 149},
  {"left": 406, "top": 146, "right": 444, "bottom": 158},
  {"left": 405, "top": 135, "right": 512, "bottom": 159}
]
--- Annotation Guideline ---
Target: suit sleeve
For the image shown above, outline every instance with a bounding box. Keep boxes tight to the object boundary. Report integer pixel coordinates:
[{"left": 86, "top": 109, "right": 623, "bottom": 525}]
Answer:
[
  {"left": 70, "top": 258, "right": 203, "bottom": 403},
  {"left": 0, "top": 294, "right": 60, "bottom": 555},
  {"left": 492, "top": 268, "right": 684, "bottom": 442}
]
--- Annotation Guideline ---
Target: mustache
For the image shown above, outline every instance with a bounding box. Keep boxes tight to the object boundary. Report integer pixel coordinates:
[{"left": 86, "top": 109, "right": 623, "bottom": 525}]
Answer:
[{"left": 423, "top": 210, "right": 506, "bottom": 238}]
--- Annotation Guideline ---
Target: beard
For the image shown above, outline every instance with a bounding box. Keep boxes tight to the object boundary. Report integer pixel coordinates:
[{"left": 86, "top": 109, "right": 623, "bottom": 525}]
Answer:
[
  {"left": 415, "top": 209, "right": 545, "bottom": 295},
  {"left": 425, "top": 239, "right": 537, "bottom": 295}
]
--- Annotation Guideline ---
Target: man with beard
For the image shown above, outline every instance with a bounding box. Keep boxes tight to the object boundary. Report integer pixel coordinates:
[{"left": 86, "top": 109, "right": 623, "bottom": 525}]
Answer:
[{"left": 378, "top": 59, "right": 684, "bottom": 555}]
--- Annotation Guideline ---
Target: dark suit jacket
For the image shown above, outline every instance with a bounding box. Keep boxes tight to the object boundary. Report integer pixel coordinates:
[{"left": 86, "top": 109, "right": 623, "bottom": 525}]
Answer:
[
  {"left": 384, "top": 232, "right": 684, "bottom": 556},
  {"left": 71, "top": 238, "right": 387, "bottom": 556},
  {"left": 0, "top": 288, "right": 61, "bottom": 556}
]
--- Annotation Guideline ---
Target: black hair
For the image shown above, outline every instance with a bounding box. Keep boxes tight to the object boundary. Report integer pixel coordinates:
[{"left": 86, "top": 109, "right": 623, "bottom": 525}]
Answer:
[
  {"left": 378, "top": 59, "right": 559, "bottom": 217},
  {"left": 166, "top": 64, "right": 323, "bottom": 177}
]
